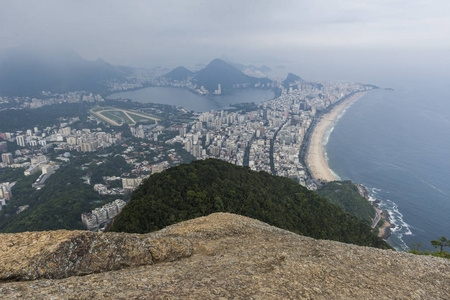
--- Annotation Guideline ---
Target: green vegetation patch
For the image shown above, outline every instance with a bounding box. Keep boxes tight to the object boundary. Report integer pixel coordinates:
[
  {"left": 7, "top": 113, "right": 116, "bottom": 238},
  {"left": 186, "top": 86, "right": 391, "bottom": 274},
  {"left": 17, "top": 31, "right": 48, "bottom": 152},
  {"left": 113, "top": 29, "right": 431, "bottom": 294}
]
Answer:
[
  {"left": 100, "top": 110, "right": 130, "bottom": 124},
  {"left": 110, "top": 159, "right": 391, "bottom": 249},
  {"left": 316, "top": 181, "right": 376, "bottom": 224},
  {"left": 127, "top": 112, "right": 157, "bottom": 124},
  {"left": 409, "top": 236, "right": 450, "bottom": 259},
  {"left": 90, "top": 107, "right": 160, "bottom": 126},
  {"left": 0, "top": 168, "right": 25, "bottom": 183},
  {"left": 0, "top": 156, "right": 130, "bottom": 232},
  {"left": 0, "top": 103, "right": 87, "bottom": 131}
]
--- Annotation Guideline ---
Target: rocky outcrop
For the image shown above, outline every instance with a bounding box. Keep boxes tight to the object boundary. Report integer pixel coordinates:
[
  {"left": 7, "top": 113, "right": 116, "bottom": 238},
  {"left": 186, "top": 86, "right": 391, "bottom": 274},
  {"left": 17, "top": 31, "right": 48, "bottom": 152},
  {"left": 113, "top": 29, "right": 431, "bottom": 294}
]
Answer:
[
  {"left": 0, "top": 230, "right": 192, "bottom": 280},
  {"left": 1, "top": 213, "right": 449, "bottom": 299}
]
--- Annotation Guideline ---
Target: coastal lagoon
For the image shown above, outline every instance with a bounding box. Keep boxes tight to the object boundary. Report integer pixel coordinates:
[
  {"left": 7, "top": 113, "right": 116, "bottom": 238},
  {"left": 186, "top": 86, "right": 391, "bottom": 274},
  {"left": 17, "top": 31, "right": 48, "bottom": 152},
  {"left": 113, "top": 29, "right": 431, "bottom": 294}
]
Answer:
[
  {"left": 325, "top": 79, "right": 450, "bottom": 251},
  {"left": 107, "top": 87, "right": 275, "bottom": 112}
]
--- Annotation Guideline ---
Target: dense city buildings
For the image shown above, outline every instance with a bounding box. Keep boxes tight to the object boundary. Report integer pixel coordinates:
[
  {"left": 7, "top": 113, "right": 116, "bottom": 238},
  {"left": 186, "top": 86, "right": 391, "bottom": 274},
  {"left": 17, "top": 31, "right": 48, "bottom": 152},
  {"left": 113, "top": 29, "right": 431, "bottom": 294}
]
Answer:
[
  {"left": 169, "top": 81, "right": 373, "bottom": 188},
  {"left": 0, "top": 73, "right": 374, "bottom": 231},
  {"left": 81, "top": 199, "right": 127, "bottom": 230},
  {"left": 0, "top": 91, "right": 104, "bottom": 111},
  {"left": 0, "top": 94, "right": 193, "bottom": 224}
]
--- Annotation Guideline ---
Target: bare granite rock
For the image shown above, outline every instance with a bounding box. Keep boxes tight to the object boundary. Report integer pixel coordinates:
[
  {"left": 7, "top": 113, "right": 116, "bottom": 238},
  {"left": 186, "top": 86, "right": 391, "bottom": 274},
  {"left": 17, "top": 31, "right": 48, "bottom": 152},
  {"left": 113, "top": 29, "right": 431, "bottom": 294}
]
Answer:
[
  {"left": 0, "top": 230, "right": 192, "bottom": 280},
  {"left": 1, "top": 213, "right": 449, "bottom": 299}
]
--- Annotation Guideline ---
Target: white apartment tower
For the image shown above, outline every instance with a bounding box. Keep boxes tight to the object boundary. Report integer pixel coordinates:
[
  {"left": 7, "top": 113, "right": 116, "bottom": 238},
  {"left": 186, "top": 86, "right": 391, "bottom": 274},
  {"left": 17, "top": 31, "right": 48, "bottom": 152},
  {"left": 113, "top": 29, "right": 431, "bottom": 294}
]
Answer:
[{"left": 16, "top": 135, "right": 25, "bottom": 147}]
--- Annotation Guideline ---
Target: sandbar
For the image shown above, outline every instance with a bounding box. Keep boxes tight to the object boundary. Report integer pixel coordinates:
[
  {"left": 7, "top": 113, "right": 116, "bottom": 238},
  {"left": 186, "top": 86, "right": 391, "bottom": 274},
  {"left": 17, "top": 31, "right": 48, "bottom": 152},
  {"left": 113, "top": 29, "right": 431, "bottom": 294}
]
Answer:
[{"left": 306, "top": 91, "right": 367, "bottom": 182}]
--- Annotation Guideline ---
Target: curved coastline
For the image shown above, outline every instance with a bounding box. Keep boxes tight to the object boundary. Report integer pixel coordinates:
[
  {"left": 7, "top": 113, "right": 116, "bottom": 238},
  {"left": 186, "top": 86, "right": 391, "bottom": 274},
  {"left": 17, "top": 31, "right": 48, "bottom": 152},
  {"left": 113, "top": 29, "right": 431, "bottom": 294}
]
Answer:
[
  {"left": 305, "top": 90, "right": 394, "bottom": 241},
  {"left": 306, "top": 91, "right": 367, "bottom": 182}
]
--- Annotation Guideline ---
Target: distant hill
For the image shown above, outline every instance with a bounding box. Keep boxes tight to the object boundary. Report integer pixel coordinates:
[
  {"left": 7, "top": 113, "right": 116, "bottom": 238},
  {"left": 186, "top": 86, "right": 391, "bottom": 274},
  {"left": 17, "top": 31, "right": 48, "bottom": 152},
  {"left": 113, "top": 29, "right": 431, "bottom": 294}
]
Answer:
[
  {"left": 161, "top": 66, "right": 193, "bottom": 81},
  {"left": 282, "top": 72, "right": 304, "bottom": 89},
  {"left": 161, "top": 58, "right": 272, "bottom": 93},
  {"left": 193, "top": 59, "right": 271, "bottom": 92},
  {"left": 109, "top": 159, "right": 390, "bottom": 249},
  {"left": 0, "top": 45, "right": 126, "bottom": 96},
  {"left": 259, "top": 65, "right": 272, "bottom": 73}
]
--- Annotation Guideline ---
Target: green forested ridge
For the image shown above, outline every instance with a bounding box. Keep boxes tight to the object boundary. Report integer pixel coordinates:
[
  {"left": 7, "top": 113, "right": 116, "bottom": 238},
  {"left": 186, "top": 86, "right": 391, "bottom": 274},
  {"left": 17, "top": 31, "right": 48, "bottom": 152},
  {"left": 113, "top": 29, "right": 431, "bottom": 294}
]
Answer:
[
  {"left": 316, "top": 181, "right": 375, "bottom": 224},
  {"left": 110, "top": 159, "right": 391, "bottom": 249},
  {"left": 0, "top": 168, "right": 25, "bottom": 183},
  {"left": 0, "top": 103, "right": 88, "bottom": 131},
  {"left": 89, "top": 155, "right": 132, "bottom": 184},
  {"left": 0, "top": 163, "right": 118, "bottom": 232}
]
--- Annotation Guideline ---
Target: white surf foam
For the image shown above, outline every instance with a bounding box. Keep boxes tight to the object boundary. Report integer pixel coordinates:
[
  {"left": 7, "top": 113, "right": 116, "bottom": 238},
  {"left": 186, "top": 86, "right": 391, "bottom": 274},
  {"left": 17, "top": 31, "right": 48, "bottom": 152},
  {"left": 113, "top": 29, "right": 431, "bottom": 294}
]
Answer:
[
  {"left": 369, "top": 188, "right": 412, "bottom": 250},
  {"left": 322, "top": 126, "right": 334, "bottom": 146},
  {"left": 329, "top": 168, "right": 341, "bottom": 181}
]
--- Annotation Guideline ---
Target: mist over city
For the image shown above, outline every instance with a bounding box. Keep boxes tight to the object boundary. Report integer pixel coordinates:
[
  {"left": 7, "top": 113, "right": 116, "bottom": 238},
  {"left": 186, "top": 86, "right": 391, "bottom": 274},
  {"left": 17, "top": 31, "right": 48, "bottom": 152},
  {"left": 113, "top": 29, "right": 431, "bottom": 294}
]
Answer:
[
  {"left": 1, "top": 0, "right": 449, "bottom": 82},
  {"left": 1, "top": 1, "right": 450, "bottom": 297}
]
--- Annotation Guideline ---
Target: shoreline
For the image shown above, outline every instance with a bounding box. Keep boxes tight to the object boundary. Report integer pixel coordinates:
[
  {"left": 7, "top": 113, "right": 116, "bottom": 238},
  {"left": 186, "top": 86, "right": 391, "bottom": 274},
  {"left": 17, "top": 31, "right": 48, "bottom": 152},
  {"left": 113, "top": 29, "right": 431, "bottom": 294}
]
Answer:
[
  {"left": 357, "top": 185, "right": 393, "bottom": 240},
  {"left": 306, "top": 91, "right": 367, "bottom": 182},
  {"left": 378, "top": 210, "right": 394, "bottom": 239},
  {"left": 304, "top": 93, "right": 394, "bottom": 241}
]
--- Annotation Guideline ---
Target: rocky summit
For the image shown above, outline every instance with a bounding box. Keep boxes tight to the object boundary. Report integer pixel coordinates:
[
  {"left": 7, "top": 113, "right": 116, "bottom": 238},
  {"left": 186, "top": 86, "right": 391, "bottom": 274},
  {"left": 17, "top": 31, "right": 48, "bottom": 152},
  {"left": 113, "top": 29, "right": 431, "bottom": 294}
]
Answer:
[{"left": 0, "top": 213, "right": 449, "bottom": 299}]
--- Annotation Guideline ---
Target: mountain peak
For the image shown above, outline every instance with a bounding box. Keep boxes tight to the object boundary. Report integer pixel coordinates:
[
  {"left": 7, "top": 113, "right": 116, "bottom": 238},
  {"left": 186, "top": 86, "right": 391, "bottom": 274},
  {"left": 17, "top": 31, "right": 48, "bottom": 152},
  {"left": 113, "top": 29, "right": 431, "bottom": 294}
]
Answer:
[
  {"left": 286, "top": 72, "right": 302, "bottom": 81},
  {"left": 162, "top": 66, "right": 193, "bottom": 81},
  {"left": 160, "top": 59, "right": 272, "bottom": 94},
  {"left": 193, "top": 59, "right": 271, "bottom": 93},
  {"left": 202, "top": 58, "right": 240, "bottom": 73},
  {"left": 283, "top": 72, "right": 304, "bottom": 89},
  {"left": 2, "top": 213, "right": 449, "bottom": 298},
  {"left": 207, "top": 58, "right": 228, "bottom": 65}
]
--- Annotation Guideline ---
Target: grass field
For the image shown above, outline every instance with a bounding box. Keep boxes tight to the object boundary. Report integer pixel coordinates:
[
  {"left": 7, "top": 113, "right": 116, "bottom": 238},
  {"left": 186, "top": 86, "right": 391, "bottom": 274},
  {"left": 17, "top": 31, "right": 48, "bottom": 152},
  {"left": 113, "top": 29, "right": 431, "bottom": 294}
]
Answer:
[
  {"left": 127, "top": 112, "right": 156, "bottom": 123},
  {"left": 89, "top": 107, "right": 160, "bottom": 126}
]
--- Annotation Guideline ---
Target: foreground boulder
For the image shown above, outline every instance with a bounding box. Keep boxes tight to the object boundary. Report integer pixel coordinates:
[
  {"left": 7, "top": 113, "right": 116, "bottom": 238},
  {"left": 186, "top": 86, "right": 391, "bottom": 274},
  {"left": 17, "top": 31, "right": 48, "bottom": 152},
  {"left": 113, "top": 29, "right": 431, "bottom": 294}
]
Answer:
[
  {"left": 0, "top": 230, "right": 192, "bottom": 280},
  {"left": 1, "top": 213, "right": 449, "bottom": 299}
]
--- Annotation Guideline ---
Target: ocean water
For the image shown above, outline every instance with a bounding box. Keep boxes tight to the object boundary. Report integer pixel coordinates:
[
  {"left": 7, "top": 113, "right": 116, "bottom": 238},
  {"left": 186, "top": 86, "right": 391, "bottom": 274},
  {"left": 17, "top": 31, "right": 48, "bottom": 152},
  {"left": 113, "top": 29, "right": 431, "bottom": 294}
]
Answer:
[
  {"left": 107, "top": 87, "right": 275, "bottom": 112},
  {"left": 325, "top": 79, "right": 450, "bottom": 251}
]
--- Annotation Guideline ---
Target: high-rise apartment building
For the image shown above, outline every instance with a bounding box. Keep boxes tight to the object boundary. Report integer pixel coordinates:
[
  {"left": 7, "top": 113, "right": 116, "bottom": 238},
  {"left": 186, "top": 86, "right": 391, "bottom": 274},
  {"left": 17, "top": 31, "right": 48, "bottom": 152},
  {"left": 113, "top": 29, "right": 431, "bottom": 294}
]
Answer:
[
  {"left": 16, "top": 135, "right": 25, "bottom": 147},
  {"left": 1, "top": 153, "right": 14, "bottom": 165},
  {"left": 0, "top": 141, "right": 7, "bottom": 152}
]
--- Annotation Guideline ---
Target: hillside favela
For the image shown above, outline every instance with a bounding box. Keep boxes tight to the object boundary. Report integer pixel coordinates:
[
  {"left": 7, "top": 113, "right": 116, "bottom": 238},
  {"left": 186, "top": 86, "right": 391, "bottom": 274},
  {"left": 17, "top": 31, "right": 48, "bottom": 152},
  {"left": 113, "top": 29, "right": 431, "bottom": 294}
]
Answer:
[{"left": 1, "top": 1, "right": 450, "bottom": 298}]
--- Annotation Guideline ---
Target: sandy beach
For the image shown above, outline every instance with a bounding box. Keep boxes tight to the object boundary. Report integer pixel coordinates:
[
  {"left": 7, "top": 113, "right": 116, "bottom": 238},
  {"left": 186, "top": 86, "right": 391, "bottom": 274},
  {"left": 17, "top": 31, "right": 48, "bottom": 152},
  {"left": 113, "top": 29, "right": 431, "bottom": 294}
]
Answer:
[{"left": 306, "top": 91, "right": 367, "bottom": 182}]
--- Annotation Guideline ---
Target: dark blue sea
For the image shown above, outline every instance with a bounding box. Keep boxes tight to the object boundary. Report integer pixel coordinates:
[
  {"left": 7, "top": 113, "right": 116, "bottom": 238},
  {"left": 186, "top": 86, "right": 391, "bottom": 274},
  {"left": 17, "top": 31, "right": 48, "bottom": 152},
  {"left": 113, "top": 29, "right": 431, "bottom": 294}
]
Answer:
[{"left": 326, "top": 78, "right": 450, "bottom": 251}]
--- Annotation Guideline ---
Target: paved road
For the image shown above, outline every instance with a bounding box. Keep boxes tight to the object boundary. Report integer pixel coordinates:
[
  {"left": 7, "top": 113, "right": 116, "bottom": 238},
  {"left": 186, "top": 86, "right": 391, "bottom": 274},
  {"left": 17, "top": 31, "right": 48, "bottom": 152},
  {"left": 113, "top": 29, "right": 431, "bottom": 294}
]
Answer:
[{"left": 371, "top": 208, "right": 381, "bottom": 228}]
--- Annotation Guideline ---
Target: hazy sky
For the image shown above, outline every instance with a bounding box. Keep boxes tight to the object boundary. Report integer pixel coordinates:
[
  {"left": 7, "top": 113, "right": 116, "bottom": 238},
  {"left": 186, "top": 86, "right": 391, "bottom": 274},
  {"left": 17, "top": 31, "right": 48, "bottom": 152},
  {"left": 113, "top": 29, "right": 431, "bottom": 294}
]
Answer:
[{"left": 1, "top": 0, "right": 449, "bottom": 81}]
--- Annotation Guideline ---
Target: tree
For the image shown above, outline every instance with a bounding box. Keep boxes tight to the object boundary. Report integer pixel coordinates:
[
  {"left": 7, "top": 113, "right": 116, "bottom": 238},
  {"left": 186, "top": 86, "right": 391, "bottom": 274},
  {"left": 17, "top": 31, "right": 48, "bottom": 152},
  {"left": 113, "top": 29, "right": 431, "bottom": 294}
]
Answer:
[
  {"left": 410, "top": 236, "right": 450, "bottom": 259},
  {"left": 431, "top": 236, "right": 448, "bottom": 254}
]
